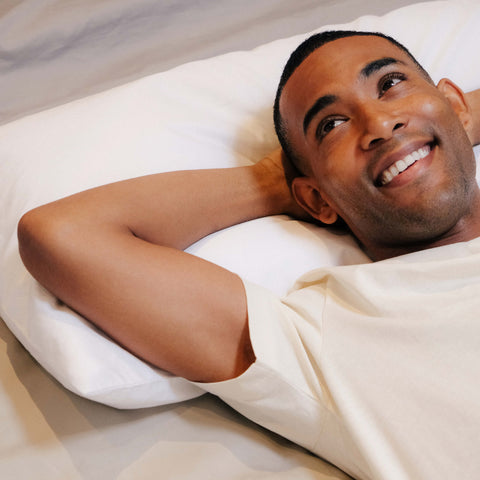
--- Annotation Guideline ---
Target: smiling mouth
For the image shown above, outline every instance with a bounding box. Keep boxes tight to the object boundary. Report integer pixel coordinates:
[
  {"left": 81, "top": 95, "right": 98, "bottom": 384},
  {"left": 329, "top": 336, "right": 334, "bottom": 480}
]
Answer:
[{"left": 378, "top": 144, "right": 432, "bottom": 186}]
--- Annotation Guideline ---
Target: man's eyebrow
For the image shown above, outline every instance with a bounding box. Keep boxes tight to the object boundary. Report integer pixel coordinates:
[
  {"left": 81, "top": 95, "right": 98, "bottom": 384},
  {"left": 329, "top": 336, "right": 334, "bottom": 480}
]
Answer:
[
  {"left": 302, "top": 58, "right": 406, "bottom": 135},
  {"left": 360, "top": 57, "right": 404, "bottom": 78},
  {"left": 303, "top": 94, "right": 337, "bottom": 135}
]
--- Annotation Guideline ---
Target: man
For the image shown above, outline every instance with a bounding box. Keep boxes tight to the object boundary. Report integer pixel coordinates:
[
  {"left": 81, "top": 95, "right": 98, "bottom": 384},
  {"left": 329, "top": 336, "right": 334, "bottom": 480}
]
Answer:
[{"left": 17, "top": 31, "right": 480, "bottom": 479}]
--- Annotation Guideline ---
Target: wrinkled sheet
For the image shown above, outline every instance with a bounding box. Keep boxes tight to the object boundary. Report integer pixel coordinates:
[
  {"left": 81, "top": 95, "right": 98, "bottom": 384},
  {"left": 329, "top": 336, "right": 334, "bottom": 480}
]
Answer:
[{"left": 0, "top": 1, "right": 429, "bottom": 478}]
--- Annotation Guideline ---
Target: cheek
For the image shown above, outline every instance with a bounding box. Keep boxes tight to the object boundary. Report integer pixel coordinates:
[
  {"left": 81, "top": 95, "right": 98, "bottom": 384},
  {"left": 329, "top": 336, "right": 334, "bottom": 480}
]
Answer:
[
  {"left": 315, "top": 135, "right": 357, "bottom": 179},
  {"left": 414, "top": 93, "right": 457, "bottom": 131},
  {"left": 423, "top": 95, "right": 473, "bottom": 163},
  {"left": 404, "top": 93, "right": 469, "bottom": 159},
  {"left": 418, "top": 97, "right": 438, "bottom": 117},
  {"left": 407, "top": 94, "right": 444, "bottom": 129},
  {"left": 312, "top": 141, "right": 368, "bottom": 211},
  {"left": 313, "top": 162, "right": 364, "bottom": 218}
]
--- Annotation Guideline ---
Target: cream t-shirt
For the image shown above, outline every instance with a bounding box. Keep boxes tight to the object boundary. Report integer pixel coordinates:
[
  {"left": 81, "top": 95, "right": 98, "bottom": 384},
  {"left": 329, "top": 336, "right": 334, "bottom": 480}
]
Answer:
[{"left": 199, "top": 238, "right": 480, "bottom": 480}]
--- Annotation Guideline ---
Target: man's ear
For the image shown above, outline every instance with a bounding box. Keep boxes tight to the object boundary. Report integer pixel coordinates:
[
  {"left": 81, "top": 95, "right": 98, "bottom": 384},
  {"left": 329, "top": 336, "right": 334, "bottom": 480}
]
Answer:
[
  {"left": 437, "top": 78, "right": 474, "bottom": 140},
  {"left": 292, "top": 176, "right": 338, "bottom": 224}
]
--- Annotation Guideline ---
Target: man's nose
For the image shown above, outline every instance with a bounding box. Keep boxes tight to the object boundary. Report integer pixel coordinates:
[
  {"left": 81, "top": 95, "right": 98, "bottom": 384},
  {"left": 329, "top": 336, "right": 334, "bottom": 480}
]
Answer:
[{"left": 359, "top": 101, "right": 406, "bottom": 150}]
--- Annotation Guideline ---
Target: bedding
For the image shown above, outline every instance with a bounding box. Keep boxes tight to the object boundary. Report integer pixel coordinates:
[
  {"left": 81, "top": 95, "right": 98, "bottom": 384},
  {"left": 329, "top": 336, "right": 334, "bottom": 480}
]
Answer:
[{"left": 1, "top": 0, "right": 477, "bottom": 478}]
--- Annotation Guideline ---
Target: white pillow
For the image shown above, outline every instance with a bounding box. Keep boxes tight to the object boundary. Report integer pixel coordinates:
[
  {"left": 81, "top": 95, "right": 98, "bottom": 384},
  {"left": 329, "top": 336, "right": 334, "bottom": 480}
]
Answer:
[{"left": 0, "top": 0, "right": 479, "bottom": 408}]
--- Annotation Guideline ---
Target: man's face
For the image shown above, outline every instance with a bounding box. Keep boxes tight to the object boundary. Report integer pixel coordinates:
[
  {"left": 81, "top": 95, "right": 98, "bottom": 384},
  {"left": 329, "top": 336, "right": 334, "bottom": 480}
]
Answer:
[{"left": 281, "top": 35, "right": 477, "bottom": 255}]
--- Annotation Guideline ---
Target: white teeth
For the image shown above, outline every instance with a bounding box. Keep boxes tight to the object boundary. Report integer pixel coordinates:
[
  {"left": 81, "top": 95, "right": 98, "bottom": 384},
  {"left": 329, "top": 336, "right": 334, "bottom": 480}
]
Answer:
[
  {"left": 379, "top": 145, "right": 430, "bottom": 186},
  {"left": 396, "top": 159, "right": 407, "bottom": 171},
  {"left": 383, "top": 170, "right": 394, "bottom": 183}
]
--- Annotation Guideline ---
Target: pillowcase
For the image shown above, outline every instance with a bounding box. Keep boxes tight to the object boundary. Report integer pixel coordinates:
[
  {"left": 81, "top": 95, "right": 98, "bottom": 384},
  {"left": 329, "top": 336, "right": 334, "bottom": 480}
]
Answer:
[{"left": 0, "top": 0, "right": 479, "bottom": 408}]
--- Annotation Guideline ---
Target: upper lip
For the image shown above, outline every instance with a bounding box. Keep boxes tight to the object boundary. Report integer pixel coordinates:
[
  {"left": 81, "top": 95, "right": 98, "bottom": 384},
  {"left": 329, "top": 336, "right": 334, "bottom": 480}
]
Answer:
[{"left": 370, "top": 138, "right": 433, "bottom": 186}]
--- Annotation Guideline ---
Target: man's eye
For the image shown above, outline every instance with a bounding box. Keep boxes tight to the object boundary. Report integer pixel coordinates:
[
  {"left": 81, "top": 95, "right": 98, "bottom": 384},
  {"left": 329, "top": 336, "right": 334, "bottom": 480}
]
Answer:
[
  {"left": 379, "top": 72, "right": 406, "bottom": 96},
  {"left": 317, "top": 118, "right": 346, "bottom": 139}
]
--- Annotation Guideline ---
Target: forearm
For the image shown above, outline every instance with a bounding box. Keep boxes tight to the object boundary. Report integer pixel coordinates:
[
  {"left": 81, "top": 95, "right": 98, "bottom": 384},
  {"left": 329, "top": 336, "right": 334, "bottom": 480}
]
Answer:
[
  {"left": 127, "top": 163, "right": 292, "bottom": 249},
  {"left": 23, "top": 162, "right": 292, "bottom": 252}
]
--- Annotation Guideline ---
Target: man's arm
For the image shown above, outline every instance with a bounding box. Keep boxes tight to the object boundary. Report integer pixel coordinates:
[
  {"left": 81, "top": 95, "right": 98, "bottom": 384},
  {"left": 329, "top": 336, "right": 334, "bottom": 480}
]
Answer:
[{"left": 17, "top": 150, "right": 298, "bottom": 383}]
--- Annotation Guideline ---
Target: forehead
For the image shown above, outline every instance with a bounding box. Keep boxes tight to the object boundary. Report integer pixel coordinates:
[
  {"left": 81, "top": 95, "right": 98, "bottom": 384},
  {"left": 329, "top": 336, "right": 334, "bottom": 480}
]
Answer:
[{"left": 280, "top": 35, "right": 417, "bottom": 125}]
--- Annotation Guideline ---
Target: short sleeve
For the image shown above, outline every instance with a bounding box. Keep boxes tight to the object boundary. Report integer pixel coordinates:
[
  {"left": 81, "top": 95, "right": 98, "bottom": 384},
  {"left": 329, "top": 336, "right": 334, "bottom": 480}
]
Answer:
[{"left": 194, "top": 279, "right": 332, "bottom": 452}]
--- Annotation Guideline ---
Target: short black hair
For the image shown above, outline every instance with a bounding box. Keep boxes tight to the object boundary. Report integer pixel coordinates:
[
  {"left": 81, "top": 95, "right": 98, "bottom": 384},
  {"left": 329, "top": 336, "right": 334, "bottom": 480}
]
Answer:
[{"left": 273, "top": 30, "right": 432, "bottom": 174}]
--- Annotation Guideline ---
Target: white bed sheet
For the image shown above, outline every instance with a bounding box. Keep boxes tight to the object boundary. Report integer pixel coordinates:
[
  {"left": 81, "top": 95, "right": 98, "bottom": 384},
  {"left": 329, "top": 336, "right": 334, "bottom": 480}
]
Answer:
[{"left": 0, "top": 1, "right": 435, "bottom": 478}]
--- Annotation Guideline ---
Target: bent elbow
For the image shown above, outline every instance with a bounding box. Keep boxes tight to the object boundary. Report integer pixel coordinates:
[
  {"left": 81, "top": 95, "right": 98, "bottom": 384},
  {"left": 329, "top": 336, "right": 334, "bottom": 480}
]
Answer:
[
  {"left": 17, "top": 206, "right": 68, "bottom": 284},
  {"left": 18, "top": 207, "right": 48, "bottom": 277}
]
